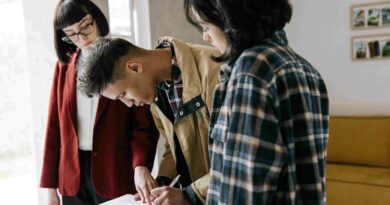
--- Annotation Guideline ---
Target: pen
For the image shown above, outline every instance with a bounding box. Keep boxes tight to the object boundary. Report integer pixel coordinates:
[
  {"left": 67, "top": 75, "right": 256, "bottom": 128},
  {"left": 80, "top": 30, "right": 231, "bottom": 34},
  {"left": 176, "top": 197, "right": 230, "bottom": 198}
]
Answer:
[{"left": 168, "top": 174, "right": 181, "bottom": 187}]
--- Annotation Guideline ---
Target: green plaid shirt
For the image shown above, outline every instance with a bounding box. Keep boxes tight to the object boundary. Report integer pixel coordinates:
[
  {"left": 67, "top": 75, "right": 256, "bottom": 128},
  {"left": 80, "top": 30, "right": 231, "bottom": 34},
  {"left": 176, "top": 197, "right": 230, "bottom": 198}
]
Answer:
[{"left": 207, "top": 30, "right": 329, "bottom": 205}]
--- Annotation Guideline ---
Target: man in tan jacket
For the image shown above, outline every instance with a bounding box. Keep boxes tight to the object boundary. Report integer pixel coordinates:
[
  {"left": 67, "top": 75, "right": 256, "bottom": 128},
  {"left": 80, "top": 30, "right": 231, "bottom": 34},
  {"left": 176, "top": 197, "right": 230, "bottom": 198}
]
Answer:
[{"left": 79, "top": 37, "right": 220, "bottom": 205}]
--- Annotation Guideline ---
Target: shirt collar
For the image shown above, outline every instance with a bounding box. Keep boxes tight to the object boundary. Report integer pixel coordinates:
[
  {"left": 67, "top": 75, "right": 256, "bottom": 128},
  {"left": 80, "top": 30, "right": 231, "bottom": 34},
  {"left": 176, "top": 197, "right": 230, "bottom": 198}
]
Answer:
[
  {"left": 219, "top": 57, "right": 236, "bottom": 82},
  {"left": 155, "top": 41, "right": 182, "bottom": 91},
  {"left": 219, "top": 29, "right": 288, "bottom": 81},
  {"left": 269, "top": 29, "right": 288, "bottom": 46}
]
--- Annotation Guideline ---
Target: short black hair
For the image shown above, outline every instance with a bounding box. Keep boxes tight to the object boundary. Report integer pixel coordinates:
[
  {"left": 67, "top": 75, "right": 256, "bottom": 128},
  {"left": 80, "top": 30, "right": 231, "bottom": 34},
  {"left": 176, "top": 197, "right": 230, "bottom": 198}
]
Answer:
[
  {"left": 78, "top": 37, "right": 144, "bottom": 97},
  {"left": 54, "top": 0, "right": 109, "bottom": 64},
  {"left": 184, "top": 0, "right": 292, "bottom": 62}
]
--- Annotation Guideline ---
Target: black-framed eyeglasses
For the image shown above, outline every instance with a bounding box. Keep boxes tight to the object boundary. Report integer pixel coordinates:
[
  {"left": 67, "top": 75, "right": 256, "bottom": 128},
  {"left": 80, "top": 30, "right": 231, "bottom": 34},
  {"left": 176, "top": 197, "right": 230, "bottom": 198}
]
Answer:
[{"left": 62, "top": 20, "right": 95, "bottom": 44}]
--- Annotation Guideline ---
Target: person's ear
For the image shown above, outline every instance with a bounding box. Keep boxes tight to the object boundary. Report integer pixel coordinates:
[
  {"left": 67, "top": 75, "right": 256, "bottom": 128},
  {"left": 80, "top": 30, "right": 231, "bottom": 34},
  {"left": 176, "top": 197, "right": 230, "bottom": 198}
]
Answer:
[{"left": 125, "top": 61, "right": 143, "bottom": 74}]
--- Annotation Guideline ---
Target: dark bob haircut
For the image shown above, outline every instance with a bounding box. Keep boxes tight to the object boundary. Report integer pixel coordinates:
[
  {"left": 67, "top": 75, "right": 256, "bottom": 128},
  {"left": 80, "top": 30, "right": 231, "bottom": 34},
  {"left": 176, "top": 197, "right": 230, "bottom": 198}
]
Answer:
[
  {"left": 54, "top": 0, "right": 109, "bottom": 64},
  {"left": 184, "top": 0, "right": 292, "bottom": 62}
]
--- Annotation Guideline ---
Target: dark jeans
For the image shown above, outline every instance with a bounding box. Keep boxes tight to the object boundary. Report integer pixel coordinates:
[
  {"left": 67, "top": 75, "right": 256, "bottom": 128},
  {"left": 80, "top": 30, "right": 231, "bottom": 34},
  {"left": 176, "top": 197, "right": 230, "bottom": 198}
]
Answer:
[{"left": 62, "top": 150, "right": 109, "bottom": 205}]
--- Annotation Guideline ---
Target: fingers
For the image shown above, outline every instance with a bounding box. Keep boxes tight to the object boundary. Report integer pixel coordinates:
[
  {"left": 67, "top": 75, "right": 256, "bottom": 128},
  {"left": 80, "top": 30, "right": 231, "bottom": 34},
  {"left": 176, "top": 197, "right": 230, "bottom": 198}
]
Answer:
[
  {"left": 151, "top": 179, "right": 158, "bottom": 188},
  {"left": 133, "top": 193, "right": 141, "bottom": 201},
  {"left": 143, "top": 179, "right": 158, "bottom": 205},
  {"left": 134, "top": 192, "right": 154, "bottom": 203},
  {"left": 150, "top": 186, "right": 168, "bottom": 198},
  {"left": 133, "top": 167, "right": 158, "bottom": 204},
  {"left": 136, "top": 186, "right": 145, "bottom": 203},
  {"left": 138, "top": 183, "right": 155, "bottom": 205},
  {"left": 145, "top": 174, "right": 158, "bottom": 189},
  {"left": 142, "top": 186, "right": 152, "bottom": 205},
  {"left": 151, "top": 188, "right": 169, "bottom": 205}
]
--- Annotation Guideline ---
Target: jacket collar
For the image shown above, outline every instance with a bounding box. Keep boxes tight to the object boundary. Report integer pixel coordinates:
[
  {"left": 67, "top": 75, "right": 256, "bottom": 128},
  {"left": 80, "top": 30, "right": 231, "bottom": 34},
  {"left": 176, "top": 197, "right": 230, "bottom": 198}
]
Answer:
[
  {"left": 156, "top": 37, "right": 203, "bottom": 104},
  {"left": 66, "top": 49, "right": 109, "bottom": 132},
  {"left": 219, "top": 29, "right": 289, "bottom": 82},
  {"left": 66, "top": 50, "right": 79, "bottom": 133}
]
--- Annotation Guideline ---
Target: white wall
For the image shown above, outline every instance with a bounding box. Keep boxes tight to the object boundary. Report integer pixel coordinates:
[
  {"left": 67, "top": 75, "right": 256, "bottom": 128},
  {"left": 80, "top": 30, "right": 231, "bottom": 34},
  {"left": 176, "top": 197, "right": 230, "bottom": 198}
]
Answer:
[
  {"left": 149, "top": 0, "right": 204, "bottom": 44},
  {"left": 286, "top": 0, "right": 390, "bottom": 115}
]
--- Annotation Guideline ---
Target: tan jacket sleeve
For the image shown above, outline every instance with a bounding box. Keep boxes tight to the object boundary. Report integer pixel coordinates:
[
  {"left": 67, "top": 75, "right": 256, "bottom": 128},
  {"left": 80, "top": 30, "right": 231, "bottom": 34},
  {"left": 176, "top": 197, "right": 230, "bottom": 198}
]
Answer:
[{"left": 190, "top": 173, "right": 210, "bottom": 203}]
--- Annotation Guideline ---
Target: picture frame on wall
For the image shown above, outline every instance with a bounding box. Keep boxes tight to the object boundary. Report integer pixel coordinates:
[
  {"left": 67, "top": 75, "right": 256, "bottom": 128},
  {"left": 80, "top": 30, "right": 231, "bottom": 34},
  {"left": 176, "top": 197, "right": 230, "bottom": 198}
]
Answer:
[
  {"left": 352, "top": 34, "right": 390, "bottom": 60},
  {"left": 351, "top": 2, "right": 390, "bottom": 30}
]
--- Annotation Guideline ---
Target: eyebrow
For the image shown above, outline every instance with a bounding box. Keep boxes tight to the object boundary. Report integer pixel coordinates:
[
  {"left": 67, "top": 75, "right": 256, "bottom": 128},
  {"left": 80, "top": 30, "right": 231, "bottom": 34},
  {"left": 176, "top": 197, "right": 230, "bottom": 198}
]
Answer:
[{"left": 63, "top": 17, "right": 90, "bottom": 32}]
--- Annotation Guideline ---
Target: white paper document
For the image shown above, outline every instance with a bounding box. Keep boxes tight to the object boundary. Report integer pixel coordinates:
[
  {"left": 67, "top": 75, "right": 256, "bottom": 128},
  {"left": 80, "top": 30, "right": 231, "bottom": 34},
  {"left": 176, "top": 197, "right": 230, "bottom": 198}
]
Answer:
[{"left": 100, "top": 194, "right": 145, "bottom": 205}]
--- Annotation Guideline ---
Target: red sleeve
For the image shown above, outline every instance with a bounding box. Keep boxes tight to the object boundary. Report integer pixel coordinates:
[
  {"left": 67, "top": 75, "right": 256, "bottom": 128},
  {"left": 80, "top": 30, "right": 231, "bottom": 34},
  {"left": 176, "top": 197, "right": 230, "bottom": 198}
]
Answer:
[
  {"left": 39, "top": 62, "right": 62, "bottom": 188},
  {"left": 130, "top": 105, "right": 159, "bottom": 170}
]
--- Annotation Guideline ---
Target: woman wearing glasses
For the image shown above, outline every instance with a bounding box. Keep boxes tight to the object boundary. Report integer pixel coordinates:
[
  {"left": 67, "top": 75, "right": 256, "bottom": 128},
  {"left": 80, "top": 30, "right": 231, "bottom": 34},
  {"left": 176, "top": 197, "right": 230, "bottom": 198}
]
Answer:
[{"left": 39, "top": 0, "right": 159, "bottom": 205}]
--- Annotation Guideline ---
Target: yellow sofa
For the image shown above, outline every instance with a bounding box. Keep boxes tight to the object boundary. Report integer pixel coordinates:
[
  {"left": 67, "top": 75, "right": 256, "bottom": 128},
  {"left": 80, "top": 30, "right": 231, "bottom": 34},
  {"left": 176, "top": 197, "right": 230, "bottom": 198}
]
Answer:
[{"left": 327, "top": 116, "right": 390, "bottom": 204}]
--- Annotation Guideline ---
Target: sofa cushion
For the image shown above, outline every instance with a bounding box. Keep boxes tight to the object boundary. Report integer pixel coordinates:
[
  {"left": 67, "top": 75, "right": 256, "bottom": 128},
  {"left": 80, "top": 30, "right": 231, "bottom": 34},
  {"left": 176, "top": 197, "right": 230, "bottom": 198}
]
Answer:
[
  {"left": 327, "top": 181, "right": 390, "bottom": 205},
  {"left": 327, "top": 163, "right": 390, "bottom": 205},
  {"left": 327, "top": 163, "right": 390, "bottom": 187},
  {"left": 328, "top": 116, "right": 390, "bottom": 168}
]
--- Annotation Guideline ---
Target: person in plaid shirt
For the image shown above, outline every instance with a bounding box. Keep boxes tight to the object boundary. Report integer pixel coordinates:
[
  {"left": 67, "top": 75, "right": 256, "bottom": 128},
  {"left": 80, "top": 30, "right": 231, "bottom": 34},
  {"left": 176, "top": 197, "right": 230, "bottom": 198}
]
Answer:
[{"left": 184, "top": 0, "right": 329, "bottom": 204}]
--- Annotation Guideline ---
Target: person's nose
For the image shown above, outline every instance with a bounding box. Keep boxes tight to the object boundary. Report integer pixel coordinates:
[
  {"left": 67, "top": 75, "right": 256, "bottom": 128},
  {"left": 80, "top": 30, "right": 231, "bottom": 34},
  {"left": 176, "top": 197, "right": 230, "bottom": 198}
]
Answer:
[
  {"left": 202, "top": 32, "right": 211, "bottom": 43},
  {"left": 78, "top": 33, "right": 89, "bottom": 43},
  {"left": 119, "top": 98, "right": 134, "bottom": 107}
]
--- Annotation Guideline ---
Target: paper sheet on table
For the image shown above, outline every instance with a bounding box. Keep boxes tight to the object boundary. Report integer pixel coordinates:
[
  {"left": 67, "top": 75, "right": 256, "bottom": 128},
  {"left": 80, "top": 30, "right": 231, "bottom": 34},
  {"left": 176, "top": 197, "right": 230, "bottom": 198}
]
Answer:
[{"left": 100, "top": 194, "right": 145, "bottom": 205}]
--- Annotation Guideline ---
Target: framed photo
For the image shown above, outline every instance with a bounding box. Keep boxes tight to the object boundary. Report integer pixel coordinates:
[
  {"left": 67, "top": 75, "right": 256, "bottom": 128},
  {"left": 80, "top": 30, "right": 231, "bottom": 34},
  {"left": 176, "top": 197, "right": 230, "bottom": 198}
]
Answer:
[
  {"left": 352, "top": 34, "right": 390, "bottom": 60},
  {"left": 351, "top": 2, "right": 390, "bottom": 30}
]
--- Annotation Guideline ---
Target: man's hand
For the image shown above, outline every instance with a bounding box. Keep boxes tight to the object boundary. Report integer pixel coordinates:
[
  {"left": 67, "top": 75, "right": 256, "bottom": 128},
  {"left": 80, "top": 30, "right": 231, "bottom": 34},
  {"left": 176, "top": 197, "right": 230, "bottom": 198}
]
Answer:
[
  {"left": 134, "top": 166, "right": 157, "bottom": 205},
  {"left": 151, "top": 186, "right": 190, "bottom": 205},
  {"left": 46, "top": 188, "right": 60, "bottom": 205}
]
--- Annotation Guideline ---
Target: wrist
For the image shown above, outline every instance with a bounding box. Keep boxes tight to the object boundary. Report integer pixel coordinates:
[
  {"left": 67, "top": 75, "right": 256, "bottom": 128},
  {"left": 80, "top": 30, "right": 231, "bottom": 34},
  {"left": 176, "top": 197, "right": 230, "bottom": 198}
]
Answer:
[
  {"left": 47, "top": 188, "right": 57, "bottom": 193},
  {"left": 134, "top": 166, "right": 151, "bottom": 176},
  {"left": 46, "top": 188, "right": 58, "bottom": 197},
  {"left": 135, "top": 166, "right": 149, "bottom": 171}
]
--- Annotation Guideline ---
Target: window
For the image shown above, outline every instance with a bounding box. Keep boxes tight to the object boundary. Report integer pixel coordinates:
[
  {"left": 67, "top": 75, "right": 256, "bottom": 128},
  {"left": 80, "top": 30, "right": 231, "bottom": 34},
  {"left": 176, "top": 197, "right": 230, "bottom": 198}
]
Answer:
[{"left": 108, "top": 0, "right": 135, "bottom": 43}]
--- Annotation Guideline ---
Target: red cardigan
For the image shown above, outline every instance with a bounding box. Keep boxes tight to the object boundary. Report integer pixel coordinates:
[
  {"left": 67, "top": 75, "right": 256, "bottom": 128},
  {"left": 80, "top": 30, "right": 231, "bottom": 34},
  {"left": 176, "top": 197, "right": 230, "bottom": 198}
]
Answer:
[{"left": 40, "top": 51, "right": 159, "bottom": 198}]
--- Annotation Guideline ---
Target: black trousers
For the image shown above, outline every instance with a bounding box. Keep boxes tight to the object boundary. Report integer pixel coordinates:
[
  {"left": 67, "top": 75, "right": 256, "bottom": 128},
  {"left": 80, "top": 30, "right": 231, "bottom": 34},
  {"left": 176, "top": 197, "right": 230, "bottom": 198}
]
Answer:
[{"left": 62, "top": 150, "right": 109, "bottom": 205}]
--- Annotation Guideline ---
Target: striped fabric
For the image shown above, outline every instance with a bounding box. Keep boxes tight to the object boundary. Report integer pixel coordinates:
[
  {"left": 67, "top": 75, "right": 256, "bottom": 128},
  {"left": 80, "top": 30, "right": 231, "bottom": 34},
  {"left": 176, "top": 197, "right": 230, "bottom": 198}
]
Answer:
[{"left": 206, "top": 30, "right": 329, "bottom": 205}]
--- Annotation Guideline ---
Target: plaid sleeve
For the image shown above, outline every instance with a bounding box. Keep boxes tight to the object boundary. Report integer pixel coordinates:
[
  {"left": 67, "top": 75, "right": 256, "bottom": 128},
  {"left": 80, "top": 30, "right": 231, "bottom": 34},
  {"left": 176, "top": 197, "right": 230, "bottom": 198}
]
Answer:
[{"left": 208, "top": 72, "right": 288, "bottom": 205}]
